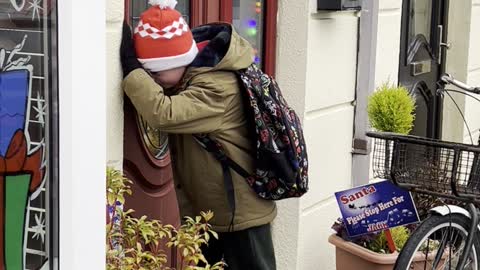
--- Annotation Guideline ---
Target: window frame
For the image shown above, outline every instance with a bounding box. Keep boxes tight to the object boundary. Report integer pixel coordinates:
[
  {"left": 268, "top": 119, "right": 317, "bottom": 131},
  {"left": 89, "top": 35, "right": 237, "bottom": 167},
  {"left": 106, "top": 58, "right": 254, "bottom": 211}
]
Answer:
[
  {"left": 0, "top": 2, "right": 60, "bottom": 268},
  {"left": 263, "top": 0, "right": 277, "bottom": 76}
]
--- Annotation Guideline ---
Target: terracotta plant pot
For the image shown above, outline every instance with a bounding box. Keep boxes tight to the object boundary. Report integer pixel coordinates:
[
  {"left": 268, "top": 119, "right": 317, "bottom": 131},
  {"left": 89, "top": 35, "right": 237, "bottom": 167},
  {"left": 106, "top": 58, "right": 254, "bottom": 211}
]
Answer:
[{"left": 328, "top": 234, "right": 446, "bottom": 270}]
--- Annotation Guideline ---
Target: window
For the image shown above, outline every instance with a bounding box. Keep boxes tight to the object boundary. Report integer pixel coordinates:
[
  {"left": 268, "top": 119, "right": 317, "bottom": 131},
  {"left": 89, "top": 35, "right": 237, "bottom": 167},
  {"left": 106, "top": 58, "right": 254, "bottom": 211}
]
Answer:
[
  {"left": 232, "top": 0, "right": 277, "bottom": 75},
  {"left": 410, "top": 0, "right": 433, "bottom": 43},
  {"left": 233, "top": 0, "right": 265, "bottom": 66},
  {"left": 0, "top": 0, "right": 59, "bottom": 269}
]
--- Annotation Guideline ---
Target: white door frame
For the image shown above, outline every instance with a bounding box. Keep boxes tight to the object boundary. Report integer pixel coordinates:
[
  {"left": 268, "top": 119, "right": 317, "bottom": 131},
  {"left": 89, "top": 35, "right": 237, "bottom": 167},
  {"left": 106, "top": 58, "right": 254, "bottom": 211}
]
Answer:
[{"left": 58, "top": 1, "right": 106, "bottom": 269}]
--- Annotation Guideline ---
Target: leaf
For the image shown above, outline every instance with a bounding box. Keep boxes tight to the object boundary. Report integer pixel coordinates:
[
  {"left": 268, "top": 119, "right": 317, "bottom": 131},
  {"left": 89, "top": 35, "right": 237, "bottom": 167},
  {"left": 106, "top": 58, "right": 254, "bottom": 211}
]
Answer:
[
  {"left": 124, "top": 209, "right": 135, "bottom": 215},
  {"left": 204, "top": 232, "right": 210, "bottom": 242},
  {"left": 118, "top": 196, "right": 125, "bottom": 205},
  {"left": 202, "top": 211, "right": 214, "bottom": 221},
  {"left": 107, "top": 194, "right": 116, "bottom": 205},
  {"left": 210, "top": 231, "right": 218, "bottom": 240}
]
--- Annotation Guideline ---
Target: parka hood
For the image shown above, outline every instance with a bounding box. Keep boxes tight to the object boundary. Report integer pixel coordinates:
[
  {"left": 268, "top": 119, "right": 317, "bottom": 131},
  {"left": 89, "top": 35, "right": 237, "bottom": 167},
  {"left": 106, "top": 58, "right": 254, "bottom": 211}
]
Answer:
[{"left": 185, "top": 23, "right": 254, "bottom": 79}]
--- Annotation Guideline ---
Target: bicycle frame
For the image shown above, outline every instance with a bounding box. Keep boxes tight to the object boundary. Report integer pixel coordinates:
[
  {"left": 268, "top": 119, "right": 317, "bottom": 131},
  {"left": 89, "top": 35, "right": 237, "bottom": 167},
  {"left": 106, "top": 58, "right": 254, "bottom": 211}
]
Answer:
[
  {"left": 440, "top": 74, "right": 480, "bottom": 94},
  {"left": 430, "top": 74, "right": 480, "bottom": 270}
]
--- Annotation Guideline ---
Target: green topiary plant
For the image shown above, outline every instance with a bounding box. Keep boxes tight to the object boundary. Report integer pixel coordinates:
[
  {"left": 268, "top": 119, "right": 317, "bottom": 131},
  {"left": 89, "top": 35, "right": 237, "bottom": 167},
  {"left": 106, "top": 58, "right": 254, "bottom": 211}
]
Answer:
[
  {"left": 367, "top": 83, "right": 416, "bottom": 135},
  {"left": 367, "top": 84, "right": 446, "bottom": 220},
  {"left": 106, "top": 167, "right": 225, "bottom": 270}
]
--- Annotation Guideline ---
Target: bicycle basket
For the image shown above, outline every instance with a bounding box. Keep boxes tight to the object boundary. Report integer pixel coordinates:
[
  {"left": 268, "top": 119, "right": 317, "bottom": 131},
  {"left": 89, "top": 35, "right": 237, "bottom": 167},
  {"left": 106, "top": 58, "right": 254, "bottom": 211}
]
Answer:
[{"left": 367, "top": 132, "right": 480, "bottom": 201}]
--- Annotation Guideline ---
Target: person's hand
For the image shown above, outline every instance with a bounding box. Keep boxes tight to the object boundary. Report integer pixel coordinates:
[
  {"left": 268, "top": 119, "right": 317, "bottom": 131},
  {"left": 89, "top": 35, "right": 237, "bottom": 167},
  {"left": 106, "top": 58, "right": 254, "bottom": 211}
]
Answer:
[{"left": 120, "top": 21, "right": 143, "bottom": 78}]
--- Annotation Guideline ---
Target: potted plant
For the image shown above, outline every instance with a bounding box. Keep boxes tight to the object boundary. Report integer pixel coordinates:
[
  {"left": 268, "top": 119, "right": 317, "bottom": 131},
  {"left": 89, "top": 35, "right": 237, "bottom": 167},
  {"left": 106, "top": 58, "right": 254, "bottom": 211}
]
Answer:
[
  {"left": 328, "top": 219, "right": 446, "bottom": 270},
  {"left": 327, "top": 83, "right": 449, "bottom": 269},
  {"left": 106, "top": 167, "right": 225, "bottom": 270},
  {"left": 329, "top": 218, "right": 409, "bottom": 270},
  {"left": 328, "top": 83, "right": 421, "bottom": 269}
]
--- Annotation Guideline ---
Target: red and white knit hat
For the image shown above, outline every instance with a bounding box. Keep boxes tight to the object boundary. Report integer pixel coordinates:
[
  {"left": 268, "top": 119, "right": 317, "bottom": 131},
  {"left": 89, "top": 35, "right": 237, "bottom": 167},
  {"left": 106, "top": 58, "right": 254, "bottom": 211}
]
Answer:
[{"left": 134, "top": 0, "right": 198, "bottom": 72}]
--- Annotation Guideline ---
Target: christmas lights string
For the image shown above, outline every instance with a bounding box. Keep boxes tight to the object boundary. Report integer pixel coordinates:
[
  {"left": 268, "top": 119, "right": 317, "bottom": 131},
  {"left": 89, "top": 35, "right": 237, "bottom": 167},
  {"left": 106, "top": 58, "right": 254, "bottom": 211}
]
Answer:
[{"left": 246, "top": 1, "right": 262, "bottom": 64}]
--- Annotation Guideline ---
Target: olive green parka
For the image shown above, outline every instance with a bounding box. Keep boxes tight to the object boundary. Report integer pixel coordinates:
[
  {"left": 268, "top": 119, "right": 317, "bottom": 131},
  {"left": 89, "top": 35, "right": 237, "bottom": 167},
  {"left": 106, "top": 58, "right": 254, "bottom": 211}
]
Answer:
[{"left": 123, "top": 23, "right": 276, "bottom": 232}]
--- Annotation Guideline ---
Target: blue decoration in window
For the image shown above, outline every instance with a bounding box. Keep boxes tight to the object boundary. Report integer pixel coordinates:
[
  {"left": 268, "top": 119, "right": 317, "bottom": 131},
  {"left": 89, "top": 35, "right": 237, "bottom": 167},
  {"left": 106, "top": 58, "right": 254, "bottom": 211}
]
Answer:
[{"left": 0, "top": 70, "right": 29, "bottom": 156}]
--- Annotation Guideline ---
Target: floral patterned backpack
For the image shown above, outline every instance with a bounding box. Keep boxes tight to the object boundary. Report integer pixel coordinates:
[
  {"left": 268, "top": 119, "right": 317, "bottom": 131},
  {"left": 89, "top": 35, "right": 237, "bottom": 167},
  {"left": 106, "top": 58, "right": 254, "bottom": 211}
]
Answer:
[{"left": 195, "top": 64, "right": 309, "bottom": 203}]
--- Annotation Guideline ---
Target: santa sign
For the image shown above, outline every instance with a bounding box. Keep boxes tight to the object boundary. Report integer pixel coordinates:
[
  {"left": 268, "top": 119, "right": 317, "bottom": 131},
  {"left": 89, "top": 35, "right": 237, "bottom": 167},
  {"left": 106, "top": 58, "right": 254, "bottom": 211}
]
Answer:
[{"left": 335, "top": 180, "right": 419, "bottom": 237}]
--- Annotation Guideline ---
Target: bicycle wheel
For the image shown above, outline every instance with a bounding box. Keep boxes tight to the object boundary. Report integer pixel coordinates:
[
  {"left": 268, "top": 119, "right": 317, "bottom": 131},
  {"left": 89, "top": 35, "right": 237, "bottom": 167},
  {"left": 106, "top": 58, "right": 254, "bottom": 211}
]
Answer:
[{"left": 394, "top": 214, "right": 480, "bottom": 270}]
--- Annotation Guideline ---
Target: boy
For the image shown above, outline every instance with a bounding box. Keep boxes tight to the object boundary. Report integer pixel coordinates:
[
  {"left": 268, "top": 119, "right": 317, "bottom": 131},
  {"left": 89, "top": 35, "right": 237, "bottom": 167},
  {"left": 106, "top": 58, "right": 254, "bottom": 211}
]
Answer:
[{"left": 120, "top": 1, "right": 276, "bottom": 269}]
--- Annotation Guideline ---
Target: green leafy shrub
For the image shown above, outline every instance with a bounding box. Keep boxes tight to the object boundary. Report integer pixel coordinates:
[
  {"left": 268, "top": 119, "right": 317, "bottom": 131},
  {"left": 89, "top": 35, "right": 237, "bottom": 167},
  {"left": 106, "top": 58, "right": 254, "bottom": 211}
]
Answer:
[
  {"left": 367, "top": 83, "right": 416, "bottom": 135},
  {"left": 367, "top": 84, "right": 449, "bottom": 219},
  {"left": 367, "top": 226, "right": 410, "bottom": 253},
  {"left": 106, "top": 167, "right": 225, "bottom": 270}
]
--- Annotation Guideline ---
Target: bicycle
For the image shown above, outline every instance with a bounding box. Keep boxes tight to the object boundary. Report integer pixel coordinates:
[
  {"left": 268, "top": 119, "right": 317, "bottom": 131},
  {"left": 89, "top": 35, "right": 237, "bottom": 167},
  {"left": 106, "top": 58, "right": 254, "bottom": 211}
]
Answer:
[{"left": 367, "top": 74, "right": 480, "bottom": 270}]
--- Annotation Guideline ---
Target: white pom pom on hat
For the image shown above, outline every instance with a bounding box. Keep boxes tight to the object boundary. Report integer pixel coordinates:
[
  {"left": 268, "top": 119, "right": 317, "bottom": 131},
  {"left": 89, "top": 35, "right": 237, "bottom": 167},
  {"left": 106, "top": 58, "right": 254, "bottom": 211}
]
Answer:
[{"left": 148, "top": 0, "right": 178, "bottom": 9}]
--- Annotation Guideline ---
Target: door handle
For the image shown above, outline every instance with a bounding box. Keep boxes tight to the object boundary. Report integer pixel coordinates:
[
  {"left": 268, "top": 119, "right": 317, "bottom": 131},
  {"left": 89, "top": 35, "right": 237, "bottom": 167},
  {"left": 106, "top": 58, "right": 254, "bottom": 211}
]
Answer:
[
  {"left": 438, "top": 25, "right": 450, "bottom": 64},
  {"left": 440, "top": 42, "right": 451, "bottom": 49}
]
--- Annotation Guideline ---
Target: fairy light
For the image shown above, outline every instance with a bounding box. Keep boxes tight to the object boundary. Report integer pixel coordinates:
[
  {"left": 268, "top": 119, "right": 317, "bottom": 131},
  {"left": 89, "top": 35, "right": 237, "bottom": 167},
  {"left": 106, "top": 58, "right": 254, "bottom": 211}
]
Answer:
[
  {"left": 247, "top": 28, "right": 257, "bottom": 36},
  {"left": 248, "top": 1, "right": 262, "bottom": 64}
]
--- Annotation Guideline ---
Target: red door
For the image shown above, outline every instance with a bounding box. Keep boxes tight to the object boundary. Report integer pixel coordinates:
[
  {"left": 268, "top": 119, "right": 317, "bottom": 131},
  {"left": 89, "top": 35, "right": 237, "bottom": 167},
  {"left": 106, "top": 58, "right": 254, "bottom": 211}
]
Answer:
[{"left": 123, "top": 1, "right": 186, "bottom": 266}]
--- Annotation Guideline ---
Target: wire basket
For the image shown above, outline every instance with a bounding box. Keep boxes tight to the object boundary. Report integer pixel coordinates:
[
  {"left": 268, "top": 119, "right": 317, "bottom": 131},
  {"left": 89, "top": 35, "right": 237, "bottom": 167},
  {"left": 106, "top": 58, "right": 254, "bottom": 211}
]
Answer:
[{"left": 367, "top": 132, "right": 480, "bottom": 202}]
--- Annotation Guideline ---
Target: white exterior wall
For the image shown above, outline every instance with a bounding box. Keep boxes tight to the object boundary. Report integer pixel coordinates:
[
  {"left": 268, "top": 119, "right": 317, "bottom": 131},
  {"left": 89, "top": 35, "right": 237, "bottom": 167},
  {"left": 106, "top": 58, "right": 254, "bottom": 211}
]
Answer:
[
  {"left": 290, "top": 1, "right": 359, "bottom": 269},
  {"left": 464, "top": 0, "right": 480, "bottom": 143},
  {"left": 106, "top": 0, "right": 124, "bottom": 167},
  {"left": 374, "top": 1, "right": 402, "bottom": 86},
  {"left": 442, "top": 1, "right": 472, "bottom": 143},
  {"left": 273, "top": 1, "right": 309, "bottom": 269}
]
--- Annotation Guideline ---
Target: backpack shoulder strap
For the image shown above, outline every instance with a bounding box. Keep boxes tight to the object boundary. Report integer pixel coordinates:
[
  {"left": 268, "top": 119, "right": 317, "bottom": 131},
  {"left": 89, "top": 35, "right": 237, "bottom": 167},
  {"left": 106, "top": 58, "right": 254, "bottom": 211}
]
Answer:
[
  {"left": 193, "top": 134, "right": 251, "bottom": 232},
  {"left": 193, "top": 135, "right": 250, "bottom": 178}
]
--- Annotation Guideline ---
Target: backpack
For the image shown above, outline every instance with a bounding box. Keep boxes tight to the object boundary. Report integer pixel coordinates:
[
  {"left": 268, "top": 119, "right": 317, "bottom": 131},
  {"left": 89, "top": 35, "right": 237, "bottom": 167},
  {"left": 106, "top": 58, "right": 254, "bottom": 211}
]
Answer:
[{"left": 194, "top": 64, "right": 309, "bottom": 203}]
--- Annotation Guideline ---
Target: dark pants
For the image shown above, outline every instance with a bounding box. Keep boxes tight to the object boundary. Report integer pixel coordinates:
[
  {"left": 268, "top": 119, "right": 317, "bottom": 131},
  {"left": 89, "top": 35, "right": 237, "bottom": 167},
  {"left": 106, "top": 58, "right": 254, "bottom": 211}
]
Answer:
[{"left": 203, "top": 224, "right": 276, "bottom": 270}]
